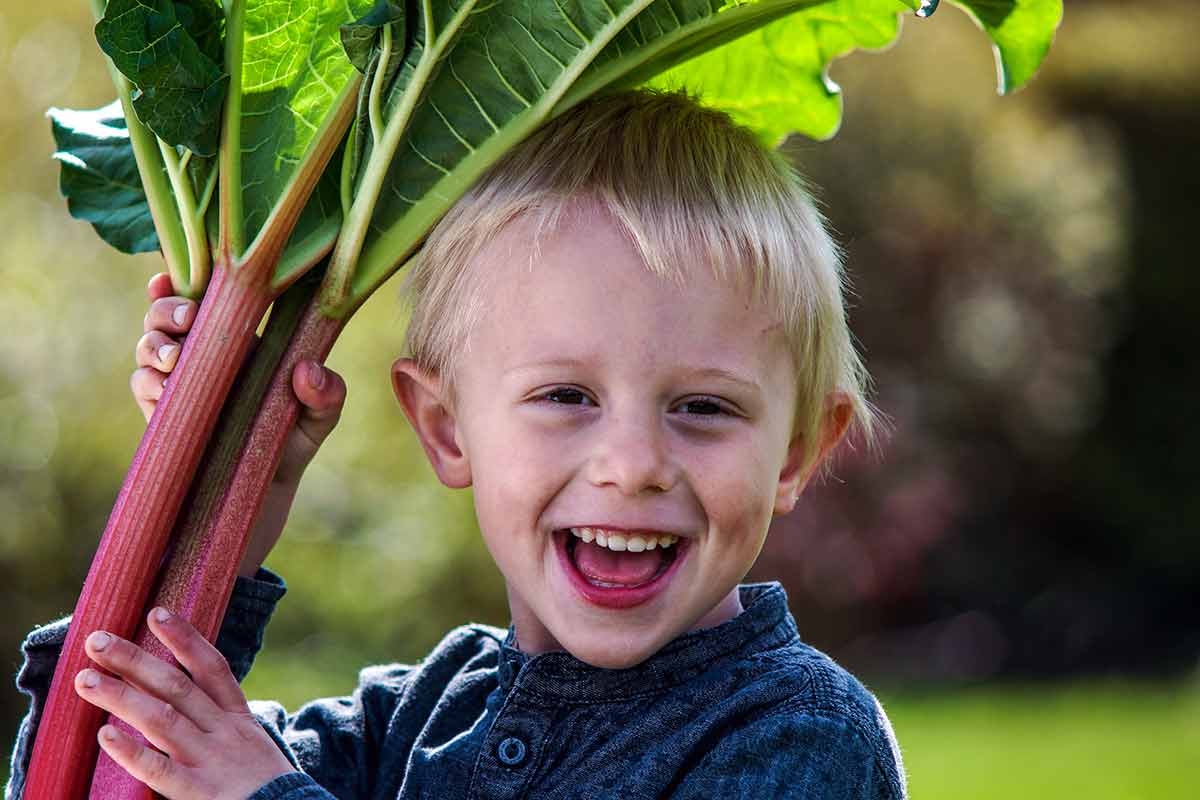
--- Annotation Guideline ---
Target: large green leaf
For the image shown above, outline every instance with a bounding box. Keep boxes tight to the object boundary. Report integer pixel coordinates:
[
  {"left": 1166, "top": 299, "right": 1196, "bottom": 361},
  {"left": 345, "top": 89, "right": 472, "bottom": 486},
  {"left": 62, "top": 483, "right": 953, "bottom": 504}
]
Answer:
[
  {"left": 653, "top": 0, "right": 1061, "bottom": 143},
  {"left": 48, "top": 102, "right": 160, "bottom": 254},
  {"left": 648, "top": 0, "right": 917, "bottom": 143},
  {"left": 346, "top": 0, "right": 874, "bottom": 307},
  {"left": 953, "top": 0, "right": 1063, "bottom": 94},
  {"left": 236, "top": 0, "right": 375, "bottom": 251},
  {"left": 95, "top": 0, "right": 228, "bottom": 156}
]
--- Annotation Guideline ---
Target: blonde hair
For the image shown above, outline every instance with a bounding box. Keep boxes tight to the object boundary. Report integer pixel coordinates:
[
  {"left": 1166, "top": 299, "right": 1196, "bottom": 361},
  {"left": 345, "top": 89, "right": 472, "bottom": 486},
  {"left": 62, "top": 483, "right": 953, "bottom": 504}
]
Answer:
[{"left": 403, "top": 89, "right": 876, "bottom": 474}]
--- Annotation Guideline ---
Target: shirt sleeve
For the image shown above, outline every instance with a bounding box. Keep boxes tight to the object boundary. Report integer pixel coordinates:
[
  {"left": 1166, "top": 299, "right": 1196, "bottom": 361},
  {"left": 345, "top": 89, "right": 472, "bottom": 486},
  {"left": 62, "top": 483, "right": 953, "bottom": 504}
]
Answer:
[
  {"left": 5, "top": 568, "right": 287, "bottom": 800},
  {"left": 669, "top": 710, "right": 906, "bottom": 800}
]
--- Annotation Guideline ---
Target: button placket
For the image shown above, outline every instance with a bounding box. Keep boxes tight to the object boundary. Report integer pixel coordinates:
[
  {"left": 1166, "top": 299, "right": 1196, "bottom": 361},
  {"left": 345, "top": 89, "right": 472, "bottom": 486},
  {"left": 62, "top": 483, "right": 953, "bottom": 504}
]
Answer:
[{"left": 469, "top": 685, "right": 556, "bottom": 800}]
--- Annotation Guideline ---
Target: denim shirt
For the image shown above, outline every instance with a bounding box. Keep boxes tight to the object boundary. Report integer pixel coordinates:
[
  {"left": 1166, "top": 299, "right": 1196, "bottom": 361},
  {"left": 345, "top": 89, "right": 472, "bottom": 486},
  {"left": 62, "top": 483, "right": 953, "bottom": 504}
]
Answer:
[{"left": 8, "top": 573, "right": 906, "bottom": 800}]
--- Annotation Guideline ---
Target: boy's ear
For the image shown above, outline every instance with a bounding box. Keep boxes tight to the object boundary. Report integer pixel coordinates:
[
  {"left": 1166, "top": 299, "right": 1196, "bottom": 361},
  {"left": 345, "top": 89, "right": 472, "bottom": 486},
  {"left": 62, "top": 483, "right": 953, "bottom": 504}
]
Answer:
[
  {"left": 773, "top": 393, "right": 854, "bottom": 516},
  {"left": 390, "top": 358, "right": 472, "bottom": 489}
]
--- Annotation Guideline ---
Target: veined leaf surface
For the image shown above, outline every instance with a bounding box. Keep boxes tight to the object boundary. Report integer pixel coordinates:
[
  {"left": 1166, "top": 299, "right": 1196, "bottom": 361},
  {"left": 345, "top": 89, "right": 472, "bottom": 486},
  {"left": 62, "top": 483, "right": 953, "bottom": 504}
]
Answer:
[
  {"left": 348, "top": 0, "right": 870, "bottom": 307},
  {"left": 49, "top": 102, "right": 160, "bottom": 254},
  {"left": 95, "top": 0, "right": 228, "bottom": 156},
  {"left": 654, "top": 0, "right": 1061, "bottom": 143},
  {"left": 648, "top": 0, "right": 917, "bottom": 143},
  {"left": 344, "top": 0, "right": 663, "bottom": 305},
  {"left": 237, "top": 0, "right": 374, "bottom": 252}
]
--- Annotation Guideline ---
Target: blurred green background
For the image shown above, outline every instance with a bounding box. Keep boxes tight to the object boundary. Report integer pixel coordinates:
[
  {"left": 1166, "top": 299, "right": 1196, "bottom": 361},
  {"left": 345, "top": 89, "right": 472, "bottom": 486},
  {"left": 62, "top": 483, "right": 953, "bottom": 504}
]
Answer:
[{"left": 2, "top": 1, "right": 1198, "bottom": 796}]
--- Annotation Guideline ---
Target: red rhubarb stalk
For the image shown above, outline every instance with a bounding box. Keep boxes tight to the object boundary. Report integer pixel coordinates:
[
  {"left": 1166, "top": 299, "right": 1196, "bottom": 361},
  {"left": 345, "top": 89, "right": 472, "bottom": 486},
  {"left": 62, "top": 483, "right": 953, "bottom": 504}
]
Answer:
[
  {"left": 88, "top": 274, "right": 326, "bottom": 800},
  {"left": 23, "top": 262, "right": 271, "bottom": 800}
]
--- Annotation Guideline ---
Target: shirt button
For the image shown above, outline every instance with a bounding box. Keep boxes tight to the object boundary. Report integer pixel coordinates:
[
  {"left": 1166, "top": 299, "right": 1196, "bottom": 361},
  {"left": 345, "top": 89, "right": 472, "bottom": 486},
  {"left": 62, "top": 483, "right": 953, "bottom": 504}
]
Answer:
[{"left": 496, "top": 736, "right": 528, "bottom": 767}]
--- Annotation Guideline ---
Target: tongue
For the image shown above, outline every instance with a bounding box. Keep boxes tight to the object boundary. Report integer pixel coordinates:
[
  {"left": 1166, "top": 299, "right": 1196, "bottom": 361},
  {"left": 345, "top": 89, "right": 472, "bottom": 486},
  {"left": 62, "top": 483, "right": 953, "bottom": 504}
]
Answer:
[{"left": 574, "top": 539, "right": 664, "bottom": 586}]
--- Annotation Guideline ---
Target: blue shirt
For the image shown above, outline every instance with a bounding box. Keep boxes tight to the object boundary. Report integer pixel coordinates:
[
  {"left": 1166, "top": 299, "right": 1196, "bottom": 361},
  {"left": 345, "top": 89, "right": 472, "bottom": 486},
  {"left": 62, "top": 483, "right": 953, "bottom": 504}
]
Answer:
[{"left": 8, "top": 573, "right": 906, "bottom": 799}]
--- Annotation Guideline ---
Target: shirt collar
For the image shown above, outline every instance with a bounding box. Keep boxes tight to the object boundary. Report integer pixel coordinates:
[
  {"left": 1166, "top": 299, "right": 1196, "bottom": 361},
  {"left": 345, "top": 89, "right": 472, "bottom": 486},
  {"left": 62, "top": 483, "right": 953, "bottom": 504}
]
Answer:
[{"left": 496, "top": 582, "right": 797, "bottom": 699}]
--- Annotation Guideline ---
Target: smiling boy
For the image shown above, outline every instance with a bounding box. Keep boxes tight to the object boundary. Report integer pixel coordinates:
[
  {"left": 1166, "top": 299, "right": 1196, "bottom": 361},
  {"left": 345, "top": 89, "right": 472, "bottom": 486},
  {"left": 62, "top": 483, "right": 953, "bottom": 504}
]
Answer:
[{"left": 9, "top": 89, "right": 906, "bottom": 799}]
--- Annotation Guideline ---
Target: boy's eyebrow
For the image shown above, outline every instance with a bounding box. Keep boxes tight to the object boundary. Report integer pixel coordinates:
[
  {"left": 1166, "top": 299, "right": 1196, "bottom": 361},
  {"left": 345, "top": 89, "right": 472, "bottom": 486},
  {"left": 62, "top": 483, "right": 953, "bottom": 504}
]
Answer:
[{"left": 505, "top": 361, "right": 763, "bottom": 394}]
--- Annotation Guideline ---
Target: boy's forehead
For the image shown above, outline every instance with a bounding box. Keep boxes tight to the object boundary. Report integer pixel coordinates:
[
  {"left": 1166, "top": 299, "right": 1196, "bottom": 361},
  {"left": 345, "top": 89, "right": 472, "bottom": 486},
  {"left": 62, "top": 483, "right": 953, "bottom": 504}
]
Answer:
[
  {"left": 466, "top": 206, "right": 793, "bottom": 374},
  {"left": 474, "top": 200, "right": 774, "bottom": 318}
]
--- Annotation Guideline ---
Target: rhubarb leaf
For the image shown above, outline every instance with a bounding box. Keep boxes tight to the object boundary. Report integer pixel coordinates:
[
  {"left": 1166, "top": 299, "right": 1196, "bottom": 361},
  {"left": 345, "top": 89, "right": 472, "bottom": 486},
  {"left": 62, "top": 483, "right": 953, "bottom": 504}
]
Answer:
[
  {"left": 654, "top": 0, "right": 1062, "bottom": 143},
  {"left": 49, "top": 102, "right": 159, "bottom": 254},
  {"left": 237, "top": 0, "right": 374, "bottom": 253},
  {"left": 952, "top": 0, "right": 1063, "bottom": 93},
  {"left": 346, "top": 0, "right": 859, "bottom": 305},
  {"left": 648, "top": 0, "right": 918, "bottom": 143},
  {"left": 95, "top": 0, "right": 228, "bottom": 157}
]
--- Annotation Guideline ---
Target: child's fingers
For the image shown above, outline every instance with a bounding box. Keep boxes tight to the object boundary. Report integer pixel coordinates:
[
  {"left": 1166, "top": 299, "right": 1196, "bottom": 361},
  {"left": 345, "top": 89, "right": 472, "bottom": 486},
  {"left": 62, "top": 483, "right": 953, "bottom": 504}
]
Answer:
[
  {"left": 146, "top": 272, "right": 175, "bottom": 303},
  {"left": 293, "top": 362, "right": 346, "bottom": 439},
  {"left": 274, "top": 362, "right": 346, "bottom": 485},
  {"left": 97, "top": 724, "right": 195, "bottom": 800},
  {"left": 146, "top": 607, "right": 250, "bottom": 714},
  {"left": 144, "top": 297, "right": 197, "bottom": 335},
  {"left": 74, "top": 667, "right": 205, "bottom": 761},
  {"left": 83, "top": 630, "right": 225, "bottom": 732},
  {"left": 136, "top": 331, "right": 181, "bottom": 372},
  {"left": 131, "top": 367, "right": 168, "bottom": 422}
]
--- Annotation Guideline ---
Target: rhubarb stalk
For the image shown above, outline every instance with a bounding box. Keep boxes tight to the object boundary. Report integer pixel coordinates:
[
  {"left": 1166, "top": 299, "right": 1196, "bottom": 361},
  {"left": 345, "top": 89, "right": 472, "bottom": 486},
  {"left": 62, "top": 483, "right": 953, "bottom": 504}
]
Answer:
[
  {"left": 87, "top": 270, "right": 326, "bottom": 800},
  {"left": 23, "top": 261, "right": 271, "bottom": 800}
]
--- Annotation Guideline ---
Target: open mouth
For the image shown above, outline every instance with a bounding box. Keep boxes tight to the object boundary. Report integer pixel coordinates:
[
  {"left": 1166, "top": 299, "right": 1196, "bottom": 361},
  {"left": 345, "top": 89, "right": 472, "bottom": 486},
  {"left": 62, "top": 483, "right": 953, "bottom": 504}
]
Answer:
[{"left": 555, "top": 528, "right": 688, "bottom": 609}]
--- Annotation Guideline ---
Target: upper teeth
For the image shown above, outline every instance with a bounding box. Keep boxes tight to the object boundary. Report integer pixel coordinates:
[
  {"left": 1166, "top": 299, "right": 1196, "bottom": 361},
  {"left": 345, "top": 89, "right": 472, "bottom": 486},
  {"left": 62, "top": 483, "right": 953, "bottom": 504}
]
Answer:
[{"left": 569, "top": 527, "right": 679, "bottom": 553}]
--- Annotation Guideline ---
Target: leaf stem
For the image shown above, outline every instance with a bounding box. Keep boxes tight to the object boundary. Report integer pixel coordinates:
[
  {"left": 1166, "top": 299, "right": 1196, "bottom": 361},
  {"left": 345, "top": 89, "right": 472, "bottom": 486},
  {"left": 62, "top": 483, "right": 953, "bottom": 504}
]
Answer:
[
  {"left": 321, "top": 0, "right": 461, "bottom": 315},
  {"left": 369, "top": 25, "right": 393, "bottom": 146},
  {"left": 220, "top": 0, "right": 246, "bottom": 258},
  {"left": 157, "top": 138, "right": 211, "bottom": 294},
  {"left": 196, "top": 162, "right": 219, "bottom": 224}
]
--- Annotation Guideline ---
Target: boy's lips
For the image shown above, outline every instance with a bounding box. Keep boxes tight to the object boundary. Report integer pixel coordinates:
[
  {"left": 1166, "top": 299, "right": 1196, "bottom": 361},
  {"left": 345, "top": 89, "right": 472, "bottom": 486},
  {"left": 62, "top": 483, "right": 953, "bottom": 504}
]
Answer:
[{"left": 553, "top": 528, "right": 689, "bottom": 609}]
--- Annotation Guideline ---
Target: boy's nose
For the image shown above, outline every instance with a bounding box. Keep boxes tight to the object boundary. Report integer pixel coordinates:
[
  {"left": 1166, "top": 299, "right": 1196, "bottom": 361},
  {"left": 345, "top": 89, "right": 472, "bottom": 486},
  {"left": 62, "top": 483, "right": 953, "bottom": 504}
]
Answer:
[{"left": 584, "top": 415, "right": 678, "bottom": 496}]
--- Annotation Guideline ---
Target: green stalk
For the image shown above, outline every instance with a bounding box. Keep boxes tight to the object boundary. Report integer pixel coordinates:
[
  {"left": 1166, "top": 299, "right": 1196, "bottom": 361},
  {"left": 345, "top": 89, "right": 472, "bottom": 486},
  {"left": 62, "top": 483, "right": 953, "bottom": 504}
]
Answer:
[
  {"left": 157, "top": 139, "right": 211, "bottom": 293},
  {"left": 220, "top": 0, "right": 246, "bottom": 257},
  {"left": 368, "top": 25, "right": 393, "bottom": 146},
  {"left": 320, "top": 0, "right": 458, "bottom": 313}
]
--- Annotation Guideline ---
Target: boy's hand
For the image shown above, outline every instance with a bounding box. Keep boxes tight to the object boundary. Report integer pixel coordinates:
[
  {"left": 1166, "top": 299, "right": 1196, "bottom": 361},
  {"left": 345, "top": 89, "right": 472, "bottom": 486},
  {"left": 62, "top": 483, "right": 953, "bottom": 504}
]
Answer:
[
  {"left": 75, "top": 608, "right": 296, "bottom": 799},
  {"left": 133, "top": 273, "right": 346, "bottom": 576}
]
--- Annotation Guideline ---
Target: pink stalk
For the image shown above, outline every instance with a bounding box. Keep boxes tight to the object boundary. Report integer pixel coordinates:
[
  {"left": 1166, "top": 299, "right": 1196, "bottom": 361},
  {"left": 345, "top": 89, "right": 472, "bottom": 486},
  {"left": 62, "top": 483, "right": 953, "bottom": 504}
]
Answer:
[
  {"left": 25, "top": 71, "right": 359, "bottom": 797},
  {"left": 89, "top": 291, "right": 345, "bottom": 800},
  {"left": 23, "top": 263, "right": 271, "bottom": 800}
]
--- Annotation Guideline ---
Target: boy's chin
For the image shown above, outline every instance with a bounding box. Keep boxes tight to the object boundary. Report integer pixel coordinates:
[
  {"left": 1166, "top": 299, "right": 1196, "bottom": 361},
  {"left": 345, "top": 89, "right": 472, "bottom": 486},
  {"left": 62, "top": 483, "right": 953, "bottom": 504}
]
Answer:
[
  {"left": 555, "top": 622, "right": 690, "bottom": 670},
  {"left": 566, "top": 638, "right": 663, "bottom": 670}
]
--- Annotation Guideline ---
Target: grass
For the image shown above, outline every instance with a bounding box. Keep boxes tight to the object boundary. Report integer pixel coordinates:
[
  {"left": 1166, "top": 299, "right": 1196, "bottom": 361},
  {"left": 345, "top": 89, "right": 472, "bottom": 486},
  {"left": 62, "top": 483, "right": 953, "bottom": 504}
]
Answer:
[{"left": 878, "top": 679, "right": 1200, "bottom": 799}]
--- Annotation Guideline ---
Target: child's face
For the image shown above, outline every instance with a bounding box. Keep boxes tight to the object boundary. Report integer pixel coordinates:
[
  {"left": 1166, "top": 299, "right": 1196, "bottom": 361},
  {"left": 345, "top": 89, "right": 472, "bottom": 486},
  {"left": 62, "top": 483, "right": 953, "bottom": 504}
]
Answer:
[{"left": 395, "top": 201, "right": 817, "bottom": 669}]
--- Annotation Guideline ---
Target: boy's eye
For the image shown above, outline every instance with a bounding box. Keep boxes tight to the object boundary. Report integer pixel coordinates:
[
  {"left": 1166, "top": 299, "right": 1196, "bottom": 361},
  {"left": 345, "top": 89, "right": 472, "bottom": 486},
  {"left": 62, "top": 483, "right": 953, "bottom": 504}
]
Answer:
[
  {"left": 678, "top": 398, "right": 728, "bottom": 416},
  {"left": 543, "top": 387, "right": 591, "bottom": 405}
]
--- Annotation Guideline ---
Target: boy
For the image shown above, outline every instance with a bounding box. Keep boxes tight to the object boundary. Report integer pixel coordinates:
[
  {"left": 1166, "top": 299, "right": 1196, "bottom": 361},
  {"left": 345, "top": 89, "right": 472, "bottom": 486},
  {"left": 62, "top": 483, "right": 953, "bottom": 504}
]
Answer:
[{"left": 9, "top": 90, "right": 906, "bottom": 799}]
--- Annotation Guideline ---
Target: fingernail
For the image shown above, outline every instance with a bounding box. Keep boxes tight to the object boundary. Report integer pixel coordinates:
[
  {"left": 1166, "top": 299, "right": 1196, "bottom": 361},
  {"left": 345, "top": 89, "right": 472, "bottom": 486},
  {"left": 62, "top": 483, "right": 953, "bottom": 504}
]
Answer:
[
  {"left": 173, "top": 304, "right": 189, "bottom": 326},
  {"left": 79, "top": 669, "right": 100, "bottom": 688},
  {"left": 99, "top": 725, "right": 117, "bottom": 743},
  {"left": 88, "top": 631, "right": 111, "bottom": 651},
  {"left": 308, "top": 362, "right": 326, "bottom": 390},
  {"left": 157, "top": 343, "right": 178, "bottom": 363},
  {"left": 152, "top": 607, "right": 171, "bottom": 623}
]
